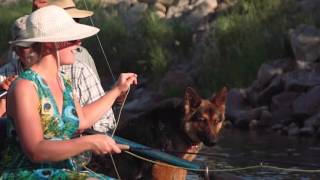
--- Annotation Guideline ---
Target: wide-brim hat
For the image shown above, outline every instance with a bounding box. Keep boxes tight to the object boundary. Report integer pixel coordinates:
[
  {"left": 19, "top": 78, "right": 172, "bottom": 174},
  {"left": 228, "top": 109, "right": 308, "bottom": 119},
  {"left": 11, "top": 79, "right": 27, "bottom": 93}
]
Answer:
[
  {"left": 11, "top": 15, "right": 33, "bottom": 47},
  {"left": 49, "top": 0, "right": 93, "bottom": 18},
  {"left": 10, "top": 5, "right": 99, "bottom": 47}
]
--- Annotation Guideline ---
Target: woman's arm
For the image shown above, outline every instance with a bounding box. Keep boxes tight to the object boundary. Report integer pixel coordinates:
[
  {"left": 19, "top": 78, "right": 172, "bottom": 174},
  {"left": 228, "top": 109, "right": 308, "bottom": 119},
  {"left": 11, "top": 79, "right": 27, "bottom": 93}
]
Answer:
[
  {"left": 6, "top": 79, "right": 120, "bottom": 162},
  {"left": 78, "top": 73, "right": 137, "bottom": 130}
]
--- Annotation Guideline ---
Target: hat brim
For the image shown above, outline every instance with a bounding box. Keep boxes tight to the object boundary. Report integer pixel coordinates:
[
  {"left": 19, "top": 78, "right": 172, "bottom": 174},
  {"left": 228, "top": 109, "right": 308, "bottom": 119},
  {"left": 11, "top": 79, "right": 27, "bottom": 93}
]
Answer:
[
  {"left": 12, "top": 42, "right": 34, "bottom": 47},
  {"left": 10, "top": 23, "right": 99, "bottom": 46},
  {"left": 66, "top": 8, "right": 93, "bottom": 18}
]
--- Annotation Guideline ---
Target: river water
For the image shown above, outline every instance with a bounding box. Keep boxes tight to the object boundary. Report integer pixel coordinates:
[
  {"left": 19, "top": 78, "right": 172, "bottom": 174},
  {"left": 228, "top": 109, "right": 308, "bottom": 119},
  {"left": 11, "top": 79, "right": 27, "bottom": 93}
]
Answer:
[{"left": 188, "top": 129, "right": 320, "bottom": 180}]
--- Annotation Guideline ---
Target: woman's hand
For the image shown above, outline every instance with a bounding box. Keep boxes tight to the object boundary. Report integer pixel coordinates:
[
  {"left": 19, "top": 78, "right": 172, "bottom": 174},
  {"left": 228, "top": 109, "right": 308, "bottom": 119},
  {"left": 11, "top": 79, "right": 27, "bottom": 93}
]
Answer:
[
  {"left": 114, "top": 73, "right": 138, "bottom": 94},
  {"left": 86, "top": 134, "right": 121, "bottom": 155}
]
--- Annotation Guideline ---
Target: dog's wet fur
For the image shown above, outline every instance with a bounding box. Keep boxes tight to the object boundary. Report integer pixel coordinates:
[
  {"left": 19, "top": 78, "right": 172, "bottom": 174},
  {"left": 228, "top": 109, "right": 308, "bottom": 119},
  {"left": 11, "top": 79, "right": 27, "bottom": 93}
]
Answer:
[{"left": 90, "top": 87, "right": 227, "bottom": 180}]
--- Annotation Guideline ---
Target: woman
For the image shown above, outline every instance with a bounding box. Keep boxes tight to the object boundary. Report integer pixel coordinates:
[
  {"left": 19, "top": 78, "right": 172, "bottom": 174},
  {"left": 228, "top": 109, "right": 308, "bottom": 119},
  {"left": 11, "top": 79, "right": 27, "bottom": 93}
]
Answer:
[{"left": 1, "top": 5, "right": 137, "bottom": 179}]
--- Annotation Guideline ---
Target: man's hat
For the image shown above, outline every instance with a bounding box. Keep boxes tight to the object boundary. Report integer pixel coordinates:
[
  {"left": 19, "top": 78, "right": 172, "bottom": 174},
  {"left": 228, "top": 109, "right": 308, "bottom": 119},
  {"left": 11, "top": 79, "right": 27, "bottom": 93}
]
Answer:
[
  {"left": 11, "top": 15, "right": 32, "bottom": 47},
  {"left": 49, "top": 0, "right": 93, "bottom": 18}
]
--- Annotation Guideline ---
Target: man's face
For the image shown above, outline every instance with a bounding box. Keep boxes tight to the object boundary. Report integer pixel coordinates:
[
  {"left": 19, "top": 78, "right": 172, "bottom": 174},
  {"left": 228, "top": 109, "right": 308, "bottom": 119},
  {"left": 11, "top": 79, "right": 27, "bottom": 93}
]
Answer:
[
  {"left": 14, "top": 46, "right": 34, "bottom": 68},
  {"left": 32, "top": 0, "right": 48, "bottom": 11}
]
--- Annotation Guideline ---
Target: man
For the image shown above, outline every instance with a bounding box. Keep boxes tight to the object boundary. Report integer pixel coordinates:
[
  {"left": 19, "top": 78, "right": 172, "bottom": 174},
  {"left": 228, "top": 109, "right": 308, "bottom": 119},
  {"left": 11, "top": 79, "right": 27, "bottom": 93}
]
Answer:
[
  {"left": 0, "top": 0, "right": 116, "bottom": 132},
  {"left": 0, "top": 15, "right": 34, "bottom": 117}
]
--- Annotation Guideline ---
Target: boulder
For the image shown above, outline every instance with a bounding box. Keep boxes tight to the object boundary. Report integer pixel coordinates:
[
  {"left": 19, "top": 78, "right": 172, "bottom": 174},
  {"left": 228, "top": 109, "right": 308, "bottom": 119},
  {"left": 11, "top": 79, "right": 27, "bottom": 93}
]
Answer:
[
  {"left": 158, "top": 69, "right": 194, "bottom": 97},
  {"left": 185, "top": 0, "right": 218, "bottom": 27},
  {"left": 283, "top": 70, "right": 320, "bottom": 92},
  {"left": 226, "top": 88, "right": 250, "bottom": 121},
  {"left": 232, "top": 107, "right": 268, "bottom": 129},
  {"left": 289, "top": 25, "right": 320, "bottom": 65},
  {"left": 255, "top": 76, "right": 283, "bottom": 105},
  {"left": 271, "top": 92, "right": 299, "bottom": 112},
  {"left": 292, "top": 86, "right": 320, "bottom": 117}
]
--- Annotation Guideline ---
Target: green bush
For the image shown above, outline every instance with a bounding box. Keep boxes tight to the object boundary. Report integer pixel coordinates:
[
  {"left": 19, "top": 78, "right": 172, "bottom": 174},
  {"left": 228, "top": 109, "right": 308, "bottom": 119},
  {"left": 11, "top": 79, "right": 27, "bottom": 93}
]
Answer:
[
  {"left": 197, "top": 0, "right": 317, "bottom": 94},
  {"left": 0, "top": 1, "right": 32, "bottom": 60},
  {"left": 84, "top": 10, "right": 193, "bottom": 85}
]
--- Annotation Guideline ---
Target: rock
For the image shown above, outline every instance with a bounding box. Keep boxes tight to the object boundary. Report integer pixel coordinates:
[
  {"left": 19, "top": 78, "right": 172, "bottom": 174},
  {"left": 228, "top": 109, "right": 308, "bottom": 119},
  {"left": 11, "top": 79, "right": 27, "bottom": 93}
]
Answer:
[
  {"left": 246, "top": 59, "right": 294, "bottom": 106},
  {"left": 289, "top": 24, "right": 320, "bottom": 65},
  {"left": 125, "top": 3, "right": 148, "bottom": 25},
  {"left": 288, "top": 123, "right": 299, "bottom": 136},
  {"left": 271, "top": 92, "right": 299, "bottom": 112},
  {"left": 292, "top": 86, "right": 320, "bottom": 117},
  {"left": 154, "top": 2, "right": 167, "bottom": 13},
  {"left": 232, "top": 107, "right": 268, "bottom": 129},
  {"left": 316, "top": 128, "right": 320, "bottom": 138},
  {"left": 255, "top": 76, "right": 283, "bottom": 105},
  {"left": 271, "top": 105, "right": 294, "bottom": 125},
  {"left": 156, "top": 0, "right": 176, "bottom": 6},
  {"left": 258, "top": 110, "right": 273, "bottom": 127},
  {"left": 281, "top": 126, "right": 288, "bottom": 135},
  {"left": 249, "top": 119, "right": 258, "bottom": 129},
  {"left": 185, "top": 0, "right": 218, "bottom": 27},
  {"left": 158, "top": 69, "right": 194, "bottom": 97},
  {"left": 303, "top": 112, "right": 320, "bottom": 129},
  {"left": 283, "top": 70, "right": 320, "bottom": 92},
  {"left": 298, "top": 0, "right": 320, "bottom": 13},
  {"left": 226, "top": 88, "right": 250, "bottom": 121},
  {"left": 155, "top": 10, "right": 166, "bottom": 18},
  {"left": 271, "top": 124, "right": 283, "bottom": 131},
  {"left": 255, "top": 59, "right": 293, "bottom": 90},
  {"left": 300, "top": 126, "right": 314, "bottom": 136},
  {"left": 124, "top": 88, "right": 159, "bottom": 113}
]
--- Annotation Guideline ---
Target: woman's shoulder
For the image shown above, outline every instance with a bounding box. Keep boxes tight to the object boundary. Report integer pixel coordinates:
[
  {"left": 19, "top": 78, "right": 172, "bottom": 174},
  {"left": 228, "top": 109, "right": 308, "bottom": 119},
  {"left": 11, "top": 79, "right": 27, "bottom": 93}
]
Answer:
[{"left": 10, "top": 78, "right": 37, "bottom": 94}]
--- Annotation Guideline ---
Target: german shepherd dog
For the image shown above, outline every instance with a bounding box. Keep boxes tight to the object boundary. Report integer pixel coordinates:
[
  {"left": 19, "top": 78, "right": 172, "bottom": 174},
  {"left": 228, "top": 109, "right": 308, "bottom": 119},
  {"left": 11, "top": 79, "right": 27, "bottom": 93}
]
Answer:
[{"left": 90, "top": 87, "right": 227, "bottom": 180}]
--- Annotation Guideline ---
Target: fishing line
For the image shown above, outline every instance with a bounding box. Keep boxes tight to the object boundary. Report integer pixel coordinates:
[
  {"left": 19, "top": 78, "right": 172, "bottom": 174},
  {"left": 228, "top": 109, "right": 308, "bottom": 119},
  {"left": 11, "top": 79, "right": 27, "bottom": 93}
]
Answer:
[
  {"left": 82, "top": 0, "right": 116, "bottom": 82},
  {"left": 124, "top": 146, "right": 320, "bottom": 169},
  {"left": 111, "top": 86, "right": 130, "bottom": 137},
  {"left": 124, "top": 150, "right": 320, "bottom": 173}
]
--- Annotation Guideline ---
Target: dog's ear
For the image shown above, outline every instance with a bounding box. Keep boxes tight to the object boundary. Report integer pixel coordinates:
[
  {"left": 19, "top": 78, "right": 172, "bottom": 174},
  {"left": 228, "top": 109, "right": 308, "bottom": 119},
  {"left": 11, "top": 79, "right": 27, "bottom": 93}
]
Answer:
[
  {"left": 184, "top": 87, "right": 202, "bottom": 113},
  {"left": 211, "top": 87, "right": 227, "bottom": 107}
]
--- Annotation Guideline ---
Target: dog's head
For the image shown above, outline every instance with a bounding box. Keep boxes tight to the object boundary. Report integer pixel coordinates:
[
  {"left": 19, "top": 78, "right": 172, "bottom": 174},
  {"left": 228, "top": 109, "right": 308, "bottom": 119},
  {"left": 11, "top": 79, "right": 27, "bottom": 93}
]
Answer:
[{"left": 183, "top": 87, "right": 227, "bottom": 146}]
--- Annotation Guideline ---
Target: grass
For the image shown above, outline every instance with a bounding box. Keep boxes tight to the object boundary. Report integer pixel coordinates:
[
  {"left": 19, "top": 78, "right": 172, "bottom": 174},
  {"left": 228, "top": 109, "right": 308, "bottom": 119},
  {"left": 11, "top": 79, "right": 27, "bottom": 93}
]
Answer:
[
  {"left": 197, "top": 0, "right": 318, "bottom": 95},
  {"left": 0, "top": 1, "right": 32, "bottom": 61}
]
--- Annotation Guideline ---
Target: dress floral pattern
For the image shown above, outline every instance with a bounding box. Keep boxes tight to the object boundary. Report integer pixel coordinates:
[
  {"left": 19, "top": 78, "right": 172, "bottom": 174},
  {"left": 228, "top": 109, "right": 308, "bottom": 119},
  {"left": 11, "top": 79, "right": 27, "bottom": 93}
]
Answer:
[{"left": 0, "top": 69, "right": 115, "bottom": 179}]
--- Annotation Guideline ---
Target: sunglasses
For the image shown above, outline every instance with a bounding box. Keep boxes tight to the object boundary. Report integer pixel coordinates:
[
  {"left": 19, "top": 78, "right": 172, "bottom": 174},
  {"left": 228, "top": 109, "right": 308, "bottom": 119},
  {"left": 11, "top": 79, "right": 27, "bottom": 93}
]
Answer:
[{"left": 56, "top": 40, "right": 80, "bottom": 49}]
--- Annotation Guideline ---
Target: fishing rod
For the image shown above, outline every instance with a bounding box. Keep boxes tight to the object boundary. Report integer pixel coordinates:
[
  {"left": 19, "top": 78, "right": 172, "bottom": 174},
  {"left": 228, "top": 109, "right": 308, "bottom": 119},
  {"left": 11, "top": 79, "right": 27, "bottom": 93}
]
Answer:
[
  {"left": 0, "top": 89, "right": 7, "bottom": 98},
  {"left": 110, "top": 133, "right": 211, "bottom": 179},
  {"left": 84, "top": 129, "right": 210, "bottom": 178}
]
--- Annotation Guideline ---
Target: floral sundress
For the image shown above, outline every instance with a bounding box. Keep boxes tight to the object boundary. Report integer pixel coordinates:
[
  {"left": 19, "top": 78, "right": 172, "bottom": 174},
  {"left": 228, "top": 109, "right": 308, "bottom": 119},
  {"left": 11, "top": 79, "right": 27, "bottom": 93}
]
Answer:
[{"left": 0, "top": 69, "right": 115, "bottom": 179}]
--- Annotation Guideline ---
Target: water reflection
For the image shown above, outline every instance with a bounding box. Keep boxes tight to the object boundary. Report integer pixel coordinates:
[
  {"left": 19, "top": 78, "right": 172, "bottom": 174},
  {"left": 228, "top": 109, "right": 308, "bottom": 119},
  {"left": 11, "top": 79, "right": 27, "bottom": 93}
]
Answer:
[{"left": 189, "top": 129, "right": 320, "bottom": 179}]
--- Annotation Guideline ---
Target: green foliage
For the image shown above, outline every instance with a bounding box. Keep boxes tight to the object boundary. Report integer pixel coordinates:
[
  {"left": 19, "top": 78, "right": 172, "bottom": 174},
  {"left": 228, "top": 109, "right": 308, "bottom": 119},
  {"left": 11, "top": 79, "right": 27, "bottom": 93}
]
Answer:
[
  {"left": 0, "top": 1, "right": 32, "bottom": 58},
  {"left": 197, "top": 0, "right": 317, "bottom": 93},
  {"left": 84, "top": 9, "right": 193, "bottom": 85}
]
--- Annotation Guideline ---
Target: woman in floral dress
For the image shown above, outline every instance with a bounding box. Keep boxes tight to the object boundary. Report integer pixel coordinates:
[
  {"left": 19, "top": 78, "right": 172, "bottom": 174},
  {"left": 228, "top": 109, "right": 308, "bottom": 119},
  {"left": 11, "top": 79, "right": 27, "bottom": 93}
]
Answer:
[{"left": 0, "top": 5, "right": 137, "bottom": 179}]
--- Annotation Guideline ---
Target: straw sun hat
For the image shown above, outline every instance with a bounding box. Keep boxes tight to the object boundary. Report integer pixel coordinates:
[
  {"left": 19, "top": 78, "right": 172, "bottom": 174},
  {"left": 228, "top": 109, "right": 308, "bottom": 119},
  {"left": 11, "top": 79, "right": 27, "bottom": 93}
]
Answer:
[
  {"left": 10, "top": 5, "right": 99, "bottom": 47},
  {"left": 49, "top": 0, "right": 93, "bottom": 18}
]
